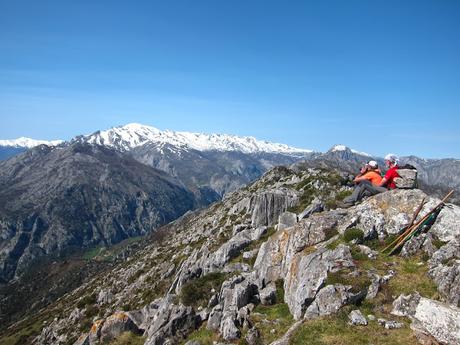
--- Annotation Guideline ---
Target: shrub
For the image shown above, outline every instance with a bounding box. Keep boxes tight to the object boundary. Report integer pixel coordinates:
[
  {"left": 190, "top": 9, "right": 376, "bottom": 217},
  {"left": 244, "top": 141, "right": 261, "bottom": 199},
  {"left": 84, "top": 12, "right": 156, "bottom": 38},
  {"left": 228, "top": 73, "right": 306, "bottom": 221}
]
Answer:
[
  {"left": 77, "top": 293, "right": 97, "bottom": 308},
  {"left": 180, "top": 272, "right": 227, "bottom": 307},
  {"left": 343, "top": 228, "right": 364, "bottom": 243}
]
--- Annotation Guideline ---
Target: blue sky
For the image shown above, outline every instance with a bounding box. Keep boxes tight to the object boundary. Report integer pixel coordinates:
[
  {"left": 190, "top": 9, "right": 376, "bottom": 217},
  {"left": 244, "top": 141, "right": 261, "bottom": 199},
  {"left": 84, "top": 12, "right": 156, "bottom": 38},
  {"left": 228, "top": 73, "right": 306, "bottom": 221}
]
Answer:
[{"left": 1, "top": 0, "right": 459, "bottom": 158}]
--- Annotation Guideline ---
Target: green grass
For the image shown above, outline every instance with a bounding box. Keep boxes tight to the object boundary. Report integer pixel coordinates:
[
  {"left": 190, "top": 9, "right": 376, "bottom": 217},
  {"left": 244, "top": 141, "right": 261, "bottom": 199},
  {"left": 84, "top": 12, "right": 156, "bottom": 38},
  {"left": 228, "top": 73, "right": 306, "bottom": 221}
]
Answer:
[
  {"left": 387, "top": 257, "right": 438, "bottom": 299},
  {"left": 179, "top": 324, "right": 220, "bottom": 345},
  {"left": 0, "top": 318, "right": 44, "bottom": 345},
  {"left": 250, "top": 302, "right": 294, "bottom": 344},
  {"left": 289, "top": 310, "right": 417, "bottom": 345},
  {"left": 325, "top": 269, "right": 371, "bottom": 294},
  {"left": 180, "top": 272, "right": 228, "bottom": 307},
  {"left": 109, "top": 332, "right": 146, "bottom": 345}
]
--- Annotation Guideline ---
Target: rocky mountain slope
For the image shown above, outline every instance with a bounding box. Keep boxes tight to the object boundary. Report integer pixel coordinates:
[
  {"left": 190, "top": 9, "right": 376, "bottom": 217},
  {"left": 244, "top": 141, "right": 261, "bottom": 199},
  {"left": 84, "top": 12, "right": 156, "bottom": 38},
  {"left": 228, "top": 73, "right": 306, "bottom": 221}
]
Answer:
[
  {"left": 72, "top": 123, "right": 314, "bottom": 200},
  {"left": 0, "top": 142, "right": 197, "bottom": 284},
  {"left": 2, "top": 163, "right": 459, "bottom": 345}
]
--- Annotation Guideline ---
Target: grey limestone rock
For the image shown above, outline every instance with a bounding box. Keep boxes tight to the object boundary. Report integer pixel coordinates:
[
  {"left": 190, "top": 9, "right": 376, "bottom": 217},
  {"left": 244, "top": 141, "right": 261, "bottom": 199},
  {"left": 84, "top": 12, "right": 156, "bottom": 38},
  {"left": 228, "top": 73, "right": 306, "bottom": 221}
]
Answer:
[
  {"left": 304, "top": 284, "right": 361, "bottom": 320},
  {"left": 259, "top": 282, "right": 277, "bottom": 305},
  {"left": 365, "top": 273, "right": 381, "bottom": 300},
  {"left": 97, "top": 289, "right": 114, "bottom": 305},
  {"left": 401, "top": 234, "right": 427, "bottom": 257},
  {"left": 348, "top": 309, "right": 368, "bottom": 326},
  {"left": 357, "top": 244, "right": 377, "bottom": 259},
  {"left": 184, "top": 341, "right": 201, "bottom": 345},
  {"left": 73, "top": 334, "right": 90, "bottom": 345},
  {"left": 243, "top": 249, "right": 259, "bottom": 260},
  {"left": 298, "top": 198, "right": 324, "bottom": 220},
  {"left": 143, "top": 296, "right": 200, "bottom": 345},
  {"left": 245, "top": 327, "right": 260, "bottom": 345},
  {"left": 429, "top": 239, "right": 460, "bottom": 306},
  {"left": 207, "top": 305, "right": 223, "bottom": 331},
  {"left": 392, "top": 293, "right": 460, "bottom": 345},
  {"left": 248, "top": 189, "right": 300, "bottom": 228},
  {"left": 284, "top": 245, "right": 355, "bottom": 320},
  {"left": 100, "top": 311, "right": 142, "bottom": 343},
  {"left": 277, "top": 211, "right": 298, "bottom": 231}
]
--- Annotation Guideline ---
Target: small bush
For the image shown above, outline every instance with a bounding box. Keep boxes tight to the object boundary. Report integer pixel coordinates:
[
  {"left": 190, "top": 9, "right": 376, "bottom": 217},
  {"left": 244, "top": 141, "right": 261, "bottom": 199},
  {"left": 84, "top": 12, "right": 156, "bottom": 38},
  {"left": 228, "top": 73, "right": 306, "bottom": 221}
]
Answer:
[
  {"left": 343, "top": 228, "right": 364, "bottom": 243},
  {"left": 77, "top": 293, "right": 97, "bottom": 308},
  {"left": 325, "top": 270, "right": 370, "bottom": 294},
  {"left": 109, "top": 331, "right": 146, "bottom": 345},
  {"left": 180, "top": 272, "right": 227, "bottom": 307},
  {"left": 275, "top": 279, "right": 285, "bottom": 302},
  {"left": 84, "top": 305, "right": 99, "bottom": 318}
]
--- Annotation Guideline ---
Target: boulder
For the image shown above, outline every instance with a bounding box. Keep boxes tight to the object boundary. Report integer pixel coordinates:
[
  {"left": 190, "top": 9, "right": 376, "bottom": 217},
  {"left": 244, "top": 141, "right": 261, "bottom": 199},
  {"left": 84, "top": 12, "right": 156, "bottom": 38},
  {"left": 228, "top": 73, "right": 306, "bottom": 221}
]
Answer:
[
  {"left": 304, "top": 284, "right": 361, "bottom": 320},
  {"left": 298, "top": 198, "right": 324, "bottom": 220},
  {"left": 144, "top": 296, "right": 200, "bottom": 345},
  {"left": 245, "top": 327, "right": 260, "bottom": 345},
  {"left": 97, "top": 289, "right": 114, "bottom": 305},
  {"left": 429, "top": 239, "right": 460, "bottom": 306},
  {"left": 207, "top": 305, "right": 223, "bottom": 331},
  {"left": 348, "top": 309, "right": 368, "bottom": 326},
  {"left": 100, "top": 312, "right": 142, "bottom": 343},
  {"left": 259, "top": 282, "right": 277, "bottom": 305},
  {"left": 392, "top": 294, "right": 460, "bottom": 345}
]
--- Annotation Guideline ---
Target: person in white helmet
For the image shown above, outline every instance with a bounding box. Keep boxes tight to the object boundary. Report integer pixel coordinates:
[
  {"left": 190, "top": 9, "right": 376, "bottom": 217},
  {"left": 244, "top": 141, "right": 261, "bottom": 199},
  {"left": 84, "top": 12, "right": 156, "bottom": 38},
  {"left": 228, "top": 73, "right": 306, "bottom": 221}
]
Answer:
[
  {"left": 378, "top": 153, "right": 400, "bottom": 189},
  {"left": 339, "top": 154, "right": 400, "bottom": 208}
]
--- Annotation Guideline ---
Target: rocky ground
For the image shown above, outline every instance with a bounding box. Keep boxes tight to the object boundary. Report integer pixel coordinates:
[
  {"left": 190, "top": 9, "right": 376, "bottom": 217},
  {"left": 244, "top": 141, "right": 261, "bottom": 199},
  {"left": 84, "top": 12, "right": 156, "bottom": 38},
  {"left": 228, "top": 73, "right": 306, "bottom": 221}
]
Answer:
[{"left": 1, "top": 164, "right": 459, "bottom": 345}]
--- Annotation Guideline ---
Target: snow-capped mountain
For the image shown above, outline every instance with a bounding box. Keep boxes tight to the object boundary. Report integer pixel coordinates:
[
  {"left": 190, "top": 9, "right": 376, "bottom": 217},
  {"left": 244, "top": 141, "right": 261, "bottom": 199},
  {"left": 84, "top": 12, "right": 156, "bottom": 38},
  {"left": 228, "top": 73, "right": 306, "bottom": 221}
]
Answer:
[
  {"left": 329, "top": 144, "right": 370, "bottom": 157},
  {"left": 76, "top": 123, "right": 313, "bottom": 155},
  {"left": 0, "top": 137, "right": 63, "bottom": 161},
  {"left": 0, "top": 137, "right": 63, "bottom": 148}
]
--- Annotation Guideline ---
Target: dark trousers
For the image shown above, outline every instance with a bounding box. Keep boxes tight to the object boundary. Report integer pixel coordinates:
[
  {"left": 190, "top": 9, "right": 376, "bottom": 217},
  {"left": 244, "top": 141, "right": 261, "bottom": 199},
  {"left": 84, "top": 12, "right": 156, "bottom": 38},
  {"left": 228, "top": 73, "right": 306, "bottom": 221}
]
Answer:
[{"left": 343, "top": 180, "right": 387, "bottom": 205}]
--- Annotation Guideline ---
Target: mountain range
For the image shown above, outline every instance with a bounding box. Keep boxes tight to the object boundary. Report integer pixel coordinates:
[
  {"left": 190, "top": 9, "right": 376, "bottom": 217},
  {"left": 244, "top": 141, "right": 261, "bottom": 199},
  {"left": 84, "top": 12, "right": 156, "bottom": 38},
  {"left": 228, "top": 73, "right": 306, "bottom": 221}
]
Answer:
[{"left": 1, "top": 123, "right": 459, "bottom": 285}]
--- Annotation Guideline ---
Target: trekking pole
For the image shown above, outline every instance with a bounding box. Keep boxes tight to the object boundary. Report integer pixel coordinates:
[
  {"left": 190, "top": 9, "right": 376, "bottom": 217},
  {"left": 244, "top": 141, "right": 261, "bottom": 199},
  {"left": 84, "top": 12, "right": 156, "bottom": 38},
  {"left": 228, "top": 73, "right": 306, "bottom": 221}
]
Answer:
[
  {"left": 381, "top": 197, "right": 426, "bottom": 253},
  {"left": 388, "top": 190, "right": 454, "bottom": 255}
]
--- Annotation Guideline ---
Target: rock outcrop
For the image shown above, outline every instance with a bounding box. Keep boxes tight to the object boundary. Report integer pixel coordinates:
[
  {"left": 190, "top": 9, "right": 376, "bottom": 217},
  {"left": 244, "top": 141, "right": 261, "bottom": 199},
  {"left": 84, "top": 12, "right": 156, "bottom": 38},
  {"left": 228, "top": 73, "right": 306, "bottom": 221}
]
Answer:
[{"left": 11, "top": 165, "right": 459, "bottom": 345}]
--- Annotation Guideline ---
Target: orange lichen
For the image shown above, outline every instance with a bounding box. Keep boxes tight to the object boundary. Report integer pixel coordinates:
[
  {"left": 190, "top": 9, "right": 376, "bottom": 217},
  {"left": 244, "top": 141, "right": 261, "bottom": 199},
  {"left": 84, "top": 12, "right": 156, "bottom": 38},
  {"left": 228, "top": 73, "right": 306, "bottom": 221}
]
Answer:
[{"left": 90, "top": 319, "right": 104, "bottom": 334}]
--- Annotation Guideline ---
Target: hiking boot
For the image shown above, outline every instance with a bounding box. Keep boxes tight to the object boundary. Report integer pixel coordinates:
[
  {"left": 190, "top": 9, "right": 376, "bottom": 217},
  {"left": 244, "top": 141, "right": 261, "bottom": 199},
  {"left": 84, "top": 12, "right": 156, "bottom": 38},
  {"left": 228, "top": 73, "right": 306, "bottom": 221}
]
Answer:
[{"left": 336, "top": 201, "right": 354, "bottom": 209}]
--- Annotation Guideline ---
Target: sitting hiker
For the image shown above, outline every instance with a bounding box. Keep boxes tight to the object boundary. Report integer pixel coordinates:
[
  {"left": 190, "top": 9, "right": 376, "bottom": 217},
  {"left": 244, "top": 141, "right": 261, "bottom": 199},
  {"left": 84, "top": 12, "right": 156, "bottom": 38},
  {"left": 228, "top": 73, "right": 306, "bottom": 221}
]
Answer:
[
  {"left": 379, "top": 153, "right": 400, "bottom": 189},
  {"left": 339, "top": 154, "right": 400, "bottom": 208}
]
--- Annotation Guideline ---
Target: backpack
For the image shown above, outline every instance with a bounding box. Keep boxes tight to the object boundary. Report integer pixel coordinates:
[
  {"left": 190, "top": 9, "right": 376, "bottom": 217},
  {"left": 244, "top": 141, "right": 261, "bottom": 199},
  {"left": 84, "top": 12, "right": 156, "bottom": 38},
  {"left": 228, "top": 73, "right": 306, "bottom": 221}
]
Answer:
[{"left": 394, "top": 164, "right": 418, "bottom": 189}]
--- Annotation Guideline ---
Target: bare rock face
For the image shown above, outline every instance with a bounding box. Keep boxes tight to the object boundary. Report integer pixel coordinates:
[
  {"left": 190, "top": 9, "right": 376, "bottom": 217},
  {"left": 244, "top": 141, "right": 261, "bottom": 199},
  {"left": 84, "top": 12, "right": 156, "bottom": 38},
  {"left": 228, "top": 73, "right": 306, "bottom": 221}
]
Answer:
[
  {"left": 429, "top": 239, "right": 460, "bottom": 306},
  {"left": 253, "top": 210, "right": 345, "bottom": 289},
  {"left": 284, "top": 245, "right": 355, "bottom": 320},
  {"left": 277, "top": 211, "right": 298, "bottom": 231},
  {"left": 143, "top": 296, "right": 200, "bottom": 345},
  {"left": 392, "top": 293, "right": 460, "bottom": 345},
  {"left": 248, "top": 189, "right": 300, "bottom": 228}
]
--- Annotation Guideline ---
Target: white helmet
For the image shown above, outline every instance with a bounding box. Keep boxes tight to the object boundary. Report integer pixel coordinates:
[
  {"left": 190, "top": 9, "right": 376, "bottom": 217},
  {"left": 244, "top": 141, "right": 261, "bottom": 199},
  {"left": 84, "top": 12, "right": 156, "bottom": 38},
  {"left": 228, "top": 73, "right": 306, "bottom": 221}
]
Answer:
[{"left": 384, "top": 153, "right": 399, "bottom": 164}]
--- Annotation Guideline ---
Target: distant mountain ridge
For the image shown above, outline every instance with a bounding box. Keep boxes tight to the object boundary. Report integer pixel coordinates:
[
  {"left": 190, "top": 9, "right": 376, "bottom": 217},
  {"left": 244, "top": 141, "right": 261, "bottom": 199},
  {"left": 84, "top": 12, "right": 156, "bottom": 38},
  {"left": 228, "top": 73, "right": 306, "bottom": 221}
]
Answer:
[
  {"left": 73, "top": 123, "right": 313, "bottom": 155},
  {"left": 0, "top": 137, "right": 63, "bottom": 161},
  {"left": 0, "top": 137, "right": 63, "bottom": 148}
]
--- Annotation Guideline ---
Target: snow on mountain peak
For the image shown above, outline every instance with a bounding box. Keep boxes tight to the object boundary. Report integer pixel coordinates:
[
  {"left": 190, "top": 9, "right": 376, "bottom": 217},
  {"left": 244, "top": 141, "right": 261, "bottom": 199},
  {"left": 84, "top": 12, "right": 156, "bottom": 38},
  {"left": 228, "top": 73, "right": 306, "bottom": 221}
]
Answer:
[
  {"left": 330, "top": 144, "right": 370, "bottom": 157},
  {"left": 82, "top": 123, "right": 313, "bottom": 154},
  {"left": 0, "top": 137, "right": 63, "bottom": 148}
]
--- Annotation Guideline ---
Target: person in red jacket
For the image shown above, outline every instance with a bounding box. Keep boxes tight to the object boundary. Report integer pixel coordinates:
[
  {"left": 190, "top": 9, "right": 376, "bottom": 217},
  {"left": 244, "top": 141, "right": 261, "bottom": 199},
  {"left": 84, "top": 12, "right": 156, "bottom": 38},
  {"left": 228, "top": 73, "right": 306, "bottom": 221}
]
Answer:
[
  {"left": 338, "top": 154, "right": 400, "bottom": 208},
  {"left": 379, "top": 153, "right": 400, "bottom": 189}
]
